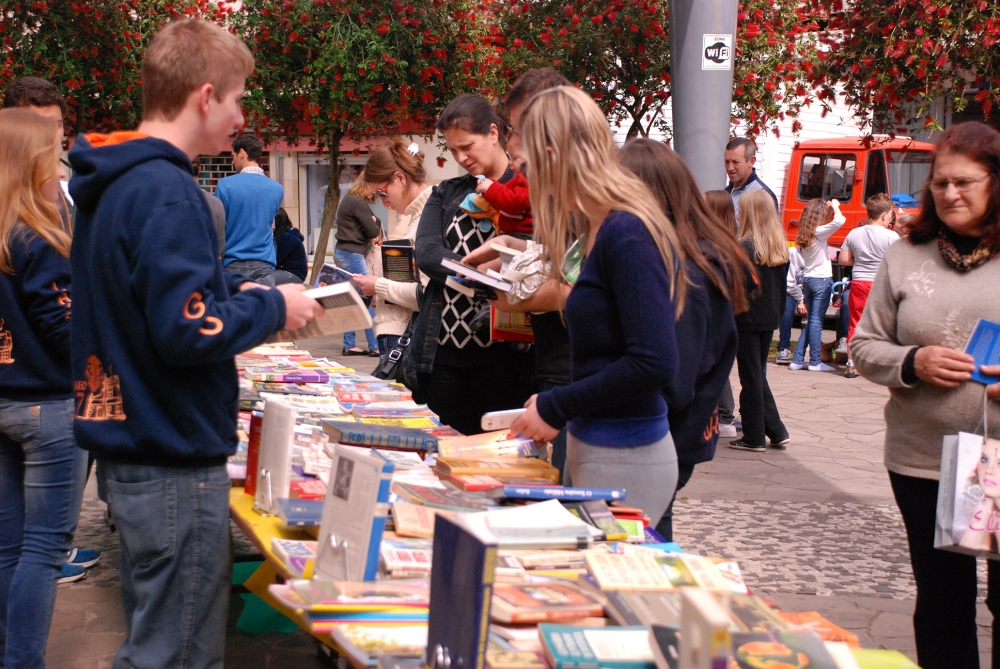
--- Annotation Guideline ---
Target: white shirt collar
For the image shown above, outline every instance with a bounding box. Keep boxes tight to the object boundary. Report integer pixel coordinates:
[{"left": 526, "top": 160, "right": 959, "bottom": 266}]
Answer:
[{"left": 241, "top": 166, "right": 266, "bottom": 176}]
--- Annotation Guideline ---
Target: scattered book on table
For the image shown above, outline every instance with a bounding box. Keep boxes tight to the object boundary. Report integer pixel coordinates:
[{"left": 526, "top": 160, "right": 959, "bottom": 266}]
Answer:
[
  {"left": 434, "top": 457, "right": 560, "bottom": 483},
  {"left": 331, "top": 624, "right": 428, "bottom": 667},
  {"left": 442, "top": 474, "right": 505, "bottom": 492},
  {"left": 584, "top": 553, "right": 674, "bottom": 591},
  {"left": 271, "top": 538, "right": 317, "bottom": 579},
  {"left": 490, "top": 486, "right": 626, "bottom": 503},
  {"left": 322, "top": 420, "right": 439, "bottom": 452},
  {"left": 483, "top": 500, "right": 599, "bottom": 549},
  {"left": 485, "top": 649, "right": 549, "bottom": 669},
  {"left": 380, "top": 536, "right": 433, "bottom": 576},
  {"left": 603, "top": 590, "right": 682, "bottom": 627},
  {"left": 774, "top": 610, "right": 859, "bottom": 647},
  {"left": 490, "top": 582, "right": 605, "bottom": 624},
  {"left": 427, "top": 513, "right": 500, "bottom": 669},
  {"left": 352, "top": 404, "right": 437, "bottom": 419},
  {"left": 268, "top": 282, "right": 373, "bottom": 343},
  {"left": 247, "top": 368, "right": 332, "bottom": 383},
  {"left": 392, "top": 501, "right": 455, "bottom": 539},
  {"left": 290, "top": 479, "right": 328, "bottom": 500},
  {"left": 730, "top": 630, "right": 839, "bottom": 669},
  {"left": 728, "top": 594, "right": 789, "bottom": 633},
  {"left": 337, "top": 391, "right": 413, "bottom": 403},
  {"left": 315, "top": 445, "right": 394, "bottom": 582},
  {"left": 275, "top": 497, "right": 324, "bottom": 527},
  {"left": 392, "top": 482, "right": 498, "bottom": 513},
  {"left": 252, "top": 400, "right": 297, "bottom": 513},
  {"left": 538, "top": 623, "right": 656, "bottom": 669},
  {"left": 436, "top": 430, "right": 542, "bottom": 459}
]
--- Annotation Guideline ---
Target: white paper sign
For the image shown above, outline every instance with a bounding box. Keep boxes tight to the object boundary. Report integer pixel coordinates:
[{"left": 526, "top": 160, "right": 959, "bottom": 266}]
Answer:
[{"left": 702, "top": 34, "right": 733, "bottom": 71}]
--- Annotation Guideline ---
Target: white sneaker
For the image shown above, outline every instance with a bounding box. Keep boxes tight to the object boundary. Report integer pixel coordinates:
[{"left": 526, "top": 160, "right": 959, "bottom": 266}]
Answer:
[
  {"left": 776, "top": 349, "right": 791, "bottom": 364},
  {"left": 808, "top": 362, "right": 837, "bottom": 372},
  {"left": 718, "top": 422, "right": 738, "bottom": 438},
  {"left": 788, "top": 362, "right": 806, "bottom": 370},
  {"left": 836, "top": 337, "right": 848, "bottom": 355}
]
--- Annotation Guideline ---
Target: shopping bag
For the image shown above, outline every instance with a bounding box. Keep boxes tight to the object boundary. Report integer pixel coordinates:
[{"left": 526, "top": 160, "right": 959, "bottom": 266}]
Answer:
[{"left": 935, "top": 431, "right": 1000, "bottom": 559}]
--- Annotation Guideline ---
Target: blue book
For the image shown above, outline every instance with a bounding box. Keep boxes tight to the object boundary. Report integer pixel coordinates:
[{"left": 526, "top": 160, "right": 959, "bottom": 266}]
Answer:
[
  {"left": 487, "top": 485, "right": 626, "bottom": 502},
  {"left": 321, "top": 420, "right": 439, "bottom": 452},
  {"left": 275, "top": 498, "right": 324, "bottom": 527},
  {"left": 964, "top": 319, "right": 1000, "bottom": 384},
  {"left": 427, "top": 514, "right": 499, "bottom": 669},
  {"left": 538, "top": 624, "right": 655, "bottom": 669}
]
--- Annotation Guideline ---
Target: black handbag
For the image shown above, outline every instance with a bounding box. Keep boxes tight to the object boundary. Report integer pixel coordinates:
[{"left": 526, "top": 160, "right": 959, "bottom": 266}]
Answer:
[{"left": 372, "top": 323, "right": 413, "bottom": 381}]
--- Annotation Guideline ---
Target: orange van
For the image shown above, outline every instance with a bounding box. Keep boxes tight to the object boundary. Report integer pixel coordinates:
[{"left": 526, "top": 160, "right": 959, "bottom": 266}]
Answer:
[{"left": 782, "top": 137, "right": 934, "bottom": 256}]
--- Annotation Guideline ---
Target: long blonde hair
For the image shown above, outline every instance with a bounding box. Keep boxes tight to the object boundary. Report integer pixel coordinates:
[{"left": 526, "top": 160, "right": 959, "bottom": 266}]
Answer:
[
  {"left": 520, "top": 86, "right": 686, "bottom": 315},
  {"left": 795, "top": 198, "right": 832, "bottom": 248},
  {"left": 0, "top": 108, "right": 67, "bottom": 274},
  {"left": 738, "top": 190, "right": 788, "bottom": 267}
]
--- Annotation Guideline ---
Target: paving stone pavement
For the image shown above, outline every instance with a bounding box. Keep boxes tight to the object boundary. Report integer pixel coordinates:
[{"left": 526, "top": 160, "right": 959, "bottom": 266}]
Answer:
[{"left": 46, "top": 337, "right": 995, "bottom": 666}]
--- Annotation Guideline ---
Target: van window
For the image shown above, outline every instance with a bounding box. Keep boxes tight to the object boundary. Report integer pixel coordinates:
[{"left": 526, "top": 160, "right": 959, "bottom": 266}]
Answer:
[
  {"left": 886, "top": 150, "right": 932, "bottom": 207},
  {"left": 797, "top": 154, "right": 856, "bottom": 202},
  {"left": 864, "top": 150, "right": 889, "bottom": 202}
]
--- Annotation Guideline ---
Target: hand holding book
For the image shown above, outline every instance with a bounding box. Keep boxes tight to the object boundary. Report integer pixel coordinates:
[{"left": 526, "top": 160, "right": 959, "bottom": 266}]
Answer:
[{"left": 276, "top": 283, "right": 325, "bottom": 331}]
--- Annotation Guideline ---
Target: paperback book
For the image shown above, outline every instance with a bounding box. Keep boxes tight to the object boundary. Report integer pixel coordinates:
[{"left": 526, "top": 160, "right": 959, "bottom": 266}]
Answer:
[
  {"left": 322, "top": 421, "right": 439, "bottom": 452},
  {"left": 434, "top": 457, "right": 560, "bottom": 483},
  {"left": 491, "top": 583, "right": 605, "bottom": 624},
  {"left": 538, "top": 624, "right": 655, "bottom": 669},
  {"left": 436, "top": 430, "right": 542, "bottom": 459},
  {"left": 268, "top": 283, "right": 373, "bottom": 343}
]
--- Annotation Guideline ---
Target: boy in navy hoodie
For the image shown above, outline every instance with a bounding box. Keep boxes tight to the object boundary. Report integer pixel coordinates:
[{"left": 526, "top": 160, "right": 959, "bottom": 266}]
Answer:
[{"left": 68, "top": 20, "right": 321, "bottom": 669}]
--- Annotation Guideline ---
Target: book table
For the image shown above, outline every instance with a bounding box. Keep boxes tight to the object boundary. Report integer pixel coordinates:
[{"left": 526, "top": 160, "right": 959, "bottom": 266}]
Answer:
[{"left": 229, "top": 486, "right": 363, "bottom": 667}]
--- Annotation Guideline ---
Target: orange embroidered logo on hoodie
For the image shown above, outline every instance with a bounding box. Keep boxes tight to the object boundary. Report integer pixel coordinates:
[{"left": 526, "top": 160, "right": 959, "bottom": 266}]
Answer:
[
  {"left": 75, "top": 355, "right": 126, "bottom": 421},
  {"left": 183, "top": 292, "right": 223, "bottom": 336},
  {"left": 0, "top": 319, "right": 13, "bottom": 364}
]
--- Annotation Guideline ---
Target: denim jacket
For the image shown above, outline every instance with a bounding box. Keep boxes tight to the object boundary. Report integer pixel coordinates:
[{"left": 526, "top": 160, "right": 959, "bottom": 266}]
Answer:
[{"left": 409, "top": 167, "right": 514, "bottom": 375}]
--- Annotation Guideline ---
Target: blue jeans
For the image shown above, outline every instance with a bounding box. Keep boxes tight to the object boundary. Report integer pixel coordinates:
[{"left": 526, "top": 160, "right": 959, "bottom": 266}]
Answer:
[
  {"left": 0, "top": 398, "right": 86, "bottom": 669},
  {"left": 103, "top": 462, "right": 231, "bottom": 669},
  {"left": 778, "top": 295, "right": 797, "bottom": 350},
  {"left": 223, "top": 259, "right": 275, "bottom": 287},
  {"left": 793, "top": 277, "right": 833, "bottom": 366},
  {"left": 334, "top": 248, "right": 378, "bottom": 351}
]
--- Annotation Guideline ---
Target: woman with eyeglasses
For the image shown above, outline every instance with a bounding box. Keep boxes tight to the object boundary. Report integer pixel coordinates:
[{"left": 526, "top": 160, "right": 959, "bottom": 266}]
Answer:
[
  {"left": 350, "top": 139, "right": 432, "bottom": 359},
  {"left": 852, "top": 122, "right": 1000, "bottom": 669}
]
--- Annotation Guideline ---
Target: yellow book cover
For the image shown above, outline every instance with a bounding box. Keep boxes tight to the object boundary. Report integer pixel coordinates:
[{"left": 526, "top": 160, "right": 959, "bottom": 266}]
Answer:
[{"left": 583, "top": 552, "right": 674, "bottom": 591}]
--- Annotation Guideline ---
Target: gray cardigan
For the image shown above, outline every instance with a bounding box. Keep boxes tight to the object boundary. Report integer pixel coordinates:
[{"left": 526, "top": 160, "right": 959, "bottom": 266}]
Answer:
[
  {"left": 334, "top": 194, "right": 381, "bottom": 254},
  {"left": 852, "top": 238, "right": 1000, "bottom": 479}
]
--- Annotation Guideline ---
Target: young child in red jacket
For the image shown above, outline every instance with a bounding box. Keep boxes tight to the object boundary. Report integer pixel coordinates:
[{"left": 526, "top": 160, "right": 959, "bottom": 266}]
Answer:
[{"left": 475, "top": 155, "right": 533, "bottom": 235}]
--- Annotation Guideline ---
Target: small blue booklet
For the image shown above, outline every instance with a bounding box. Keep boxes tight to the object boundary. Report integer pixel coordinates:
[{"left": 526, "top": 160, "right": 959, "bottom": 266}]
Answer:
[{"left": 964, "top": 319, "right": 1000, "bottom": 385}]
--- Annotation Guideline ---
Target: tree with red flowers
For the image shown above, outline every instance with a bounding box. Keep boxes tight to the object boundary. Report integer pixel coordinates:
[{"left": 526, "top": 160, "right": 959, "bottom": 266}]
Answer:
[
  {"left": 496, "top": 0, "right": 822, "bottom": 140},
  {"left": 0, "top": 0, "right": 223, "bottom": 136},
  {"left": 232, "top": 0, "right": 500, "bottom": 284},
  {"left": 808, "top": 0, "right": 1000, "bottom": 136}
]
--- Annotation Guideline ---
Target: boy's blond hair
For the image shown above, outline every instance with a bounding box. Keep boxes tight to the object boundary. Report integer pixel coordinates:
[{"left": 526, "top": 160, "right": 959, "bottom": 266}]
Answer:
[{"left": 142, "top": 20, "right": 254, "bottom": 122}]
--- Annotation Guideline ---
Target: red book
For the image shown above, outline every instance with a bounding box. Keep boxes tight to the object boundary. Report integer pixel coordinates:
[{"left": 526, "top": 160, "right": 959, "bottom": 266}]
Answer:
[
  {"left": 243, "top": 412, "right": 264, "bottom": 496},
  {"left": 442, "top": 474, "right": 504, "bottom": 492},
  {"left": 290, "top": 479, "right": 328, "bottom": 500}
]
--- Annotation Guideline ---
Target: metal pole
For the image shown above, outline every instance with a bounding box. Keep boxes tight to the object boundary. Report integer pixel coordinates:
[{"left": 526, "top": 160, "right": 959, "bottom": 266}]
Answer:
[{"left": 668, "top": 0, "right": 739, "bottom": 191}]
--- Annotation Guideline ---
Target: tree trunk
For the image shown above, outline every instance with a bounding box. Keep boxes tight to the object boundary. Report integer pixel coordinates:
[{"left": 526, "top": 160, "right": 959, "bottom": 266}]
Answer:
[{"left": 307, "top": 128, "right": 345, "bottom": 286}]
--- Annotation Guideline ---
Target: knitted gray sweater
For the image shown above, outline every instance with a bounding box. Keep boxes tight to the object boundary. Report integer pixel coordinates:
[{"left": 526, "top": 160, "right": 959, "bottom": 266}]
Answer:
[{"left": 852, "top": 238, "right": 1000, "bottom": 479}]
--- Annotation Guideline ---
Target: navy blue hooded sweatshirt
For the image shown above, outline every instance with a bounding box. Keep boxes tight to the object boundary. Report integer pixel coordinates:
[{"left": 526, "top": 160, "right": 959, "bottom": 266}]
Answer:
[
  {"left": 663, "top": 250, "right": 738, "bottom": 467},
  {"left": 68, "top": 133, "right": 286, "bottom": 466},
  {"left": 0, "top": 225, "right": 73, "bottom": 401}
]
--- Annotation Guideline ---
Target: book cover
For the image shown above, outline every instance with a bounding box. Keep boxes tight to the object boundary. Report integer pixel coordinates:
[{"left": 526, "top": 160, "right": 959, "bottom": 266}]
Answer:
[
  {"left": 393, "top": 482, "right": 498, "bottom": 512},
  {"left": 291, "top": 479, "right": 328, "bottom": 500},
  {"left": 728, "top": 595, "right": 788, "bottom": 633},
  {"left": 485, "top": 650, "right": 549, "bottom": 669},
  {"left": 488, "top": 486, "right": 627, "bottom": 503},
  {"left": 427, "top": 514, "right": 500, "bottom": 669},
  {"left": 352, "top": 405, "right": 437, "bottom": 418},
  {"left": 247, "top": 368, "right": 332, "bottom": 383},
  {"left": 392, "top": 501, "right": 455, "bottom": 539},
  {"left": 268, "top": 282, "right": 373, "bottom": 343},
  {"left": 731, "top": 631, "right": 838, "bottom": 669},
  {"left": 271, "top": 538, "right": 318, "bottom": 578},
  {"left": 654, "top": 555, "right": 731, "bottom": 592},
  {"left": 330, "top": 624, "right": 428, "bottom": 665},
  {"left": 275, "top": 498, "right": 324, "bottom": 527},
  {"left": 254, "top": 400, "right": 297, "bottom": 513},
  {"left": 775, "top": 611, "right": 859, "bottom": 647},
  {"left": 381, "top": 241, "right": 418, "bottom": 283},
  {"left": 583, "top": 553, "right": 674, "bottom": 591},
  {"left": 435, "top": 457, "right": 560, "bottom": 483},
  {"left": 500, "top": 549, "right": 587, "bottom": 569},
  {"left": 359, "top": 416, "right": 441, "bottom": 429},
  {"left": 648, "top": 626, "right": 679, "bottom": 669},
  {"left": 441, "top": 257, "right": 513, "bottom": 292},
  {"left": 322, "top": 420, "right": 439, "bottom": 452},
  {"left": 437, "top": 431, "right": 541, "bottom": 459},
  {"left": 337, "top": 391, "right": 413, "bottom": 403},
  {"left": 243, "top": 411, "right": 264, "bottom": 496},
  {"left": 491, "top": 307, "right": 534, "bottom": 343},
  {"left": 315, "top": 444, "right": 395, "bottom": 581},
  {"left": 850, "top": 649, "right": 919, "bottom": 668},
  {"left": 538, "top": 624, "right": 655, "bottom": 669},
  {"left": 603, "top": 591, "right": 682, "bottom": 627},
  {"left": 491, "top": 583, "right": 604, "bottom": 624},
  {"left": 442, "top": 474, "right": 505, "bottom": 492},
  {"left": 313, "top": 262, "right": 355, "bottom": 288},
  {"left": 380, "top": 536, "right": 434, "bottom": 573},
  {"left": 965, "top": 319, "right": 1000, "bottom": 384}
]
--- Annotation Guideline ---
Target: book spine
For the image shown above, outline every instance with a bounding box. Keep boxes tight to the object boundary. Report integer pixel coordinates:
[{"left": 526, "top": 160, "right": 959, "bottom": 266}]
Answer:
[
  {"left": 509, "top": 608, "right": 604, "bottom": 624},
  {"left": 244, "top": 412, "right": 264, "bottom": 497},
  {"left": 365, "top": 515, "right": 390, "bottom": 581},
  {"left": 475, "top": 546, "right": 499, "bottom": 669},
  {"left": 501, "top": 486, "right": 626, "bottom": 501},
  {"left": 339, "top": 429, "right": 438, "bottom": 451}
]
